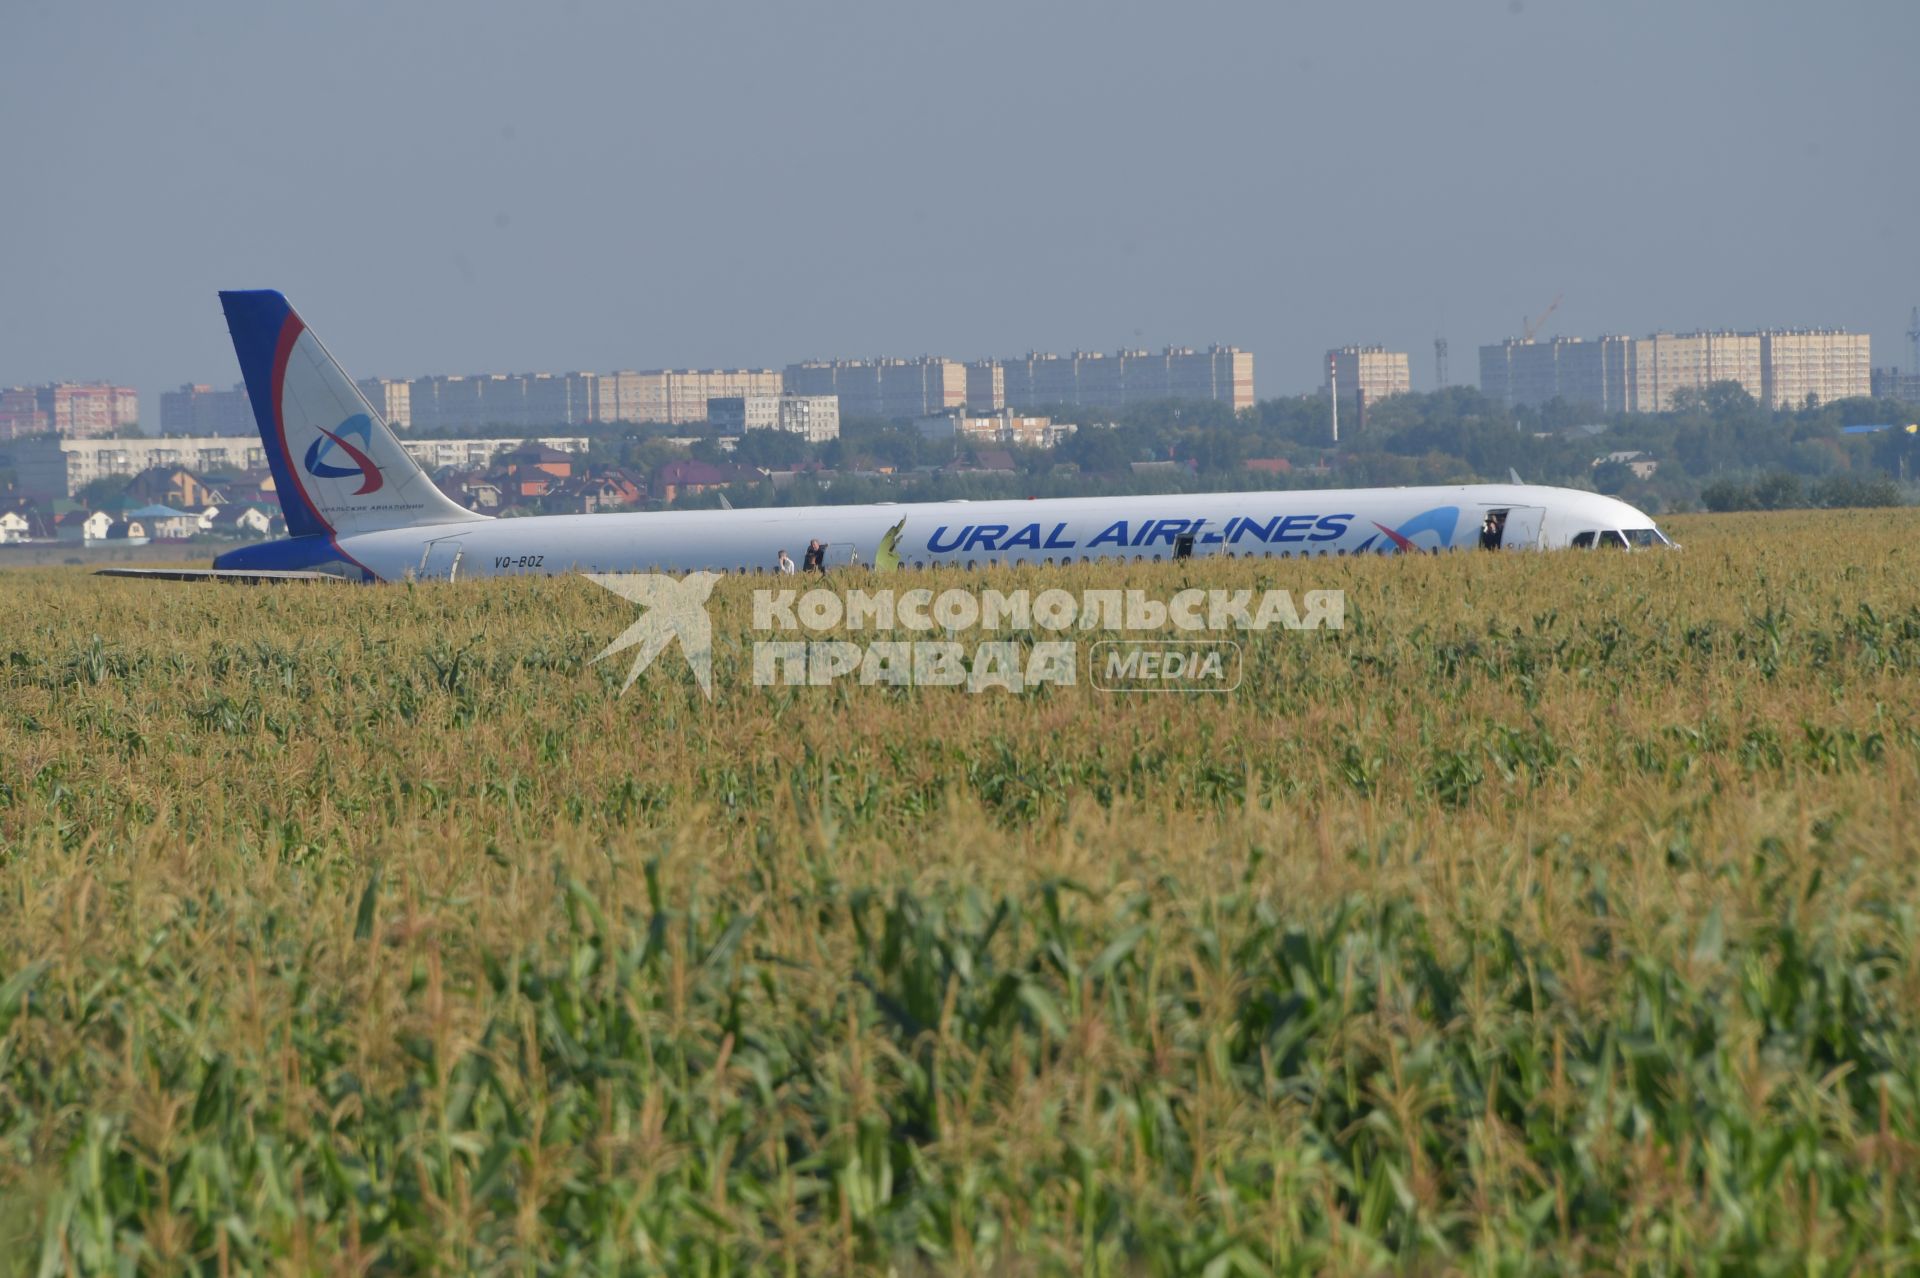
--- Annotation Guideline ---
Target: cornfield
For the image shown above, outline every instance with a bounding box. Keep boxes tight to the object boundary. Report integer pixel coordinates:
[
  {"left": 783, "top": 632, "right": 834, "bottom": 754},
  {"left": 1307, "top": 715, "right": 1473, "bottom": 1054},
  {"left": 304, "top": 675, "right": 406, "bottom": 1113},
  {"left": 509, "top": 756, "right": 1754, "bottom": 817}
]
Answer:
[{"left": 4, "top": 508, "right": 1920, "bottom": 1273}]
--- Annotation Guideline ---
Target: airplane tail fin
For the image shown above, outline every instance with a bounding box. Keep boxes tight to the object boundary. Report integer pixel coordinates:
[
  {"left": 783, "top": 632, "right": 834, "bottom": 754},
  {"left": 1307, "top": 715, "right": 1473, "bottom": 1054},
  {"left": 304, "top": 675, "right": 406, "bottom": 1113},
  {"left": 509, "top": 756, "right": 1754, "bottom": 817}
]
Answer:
[{"left": 219, "top": 290, "right": 486, "bottom": 538}]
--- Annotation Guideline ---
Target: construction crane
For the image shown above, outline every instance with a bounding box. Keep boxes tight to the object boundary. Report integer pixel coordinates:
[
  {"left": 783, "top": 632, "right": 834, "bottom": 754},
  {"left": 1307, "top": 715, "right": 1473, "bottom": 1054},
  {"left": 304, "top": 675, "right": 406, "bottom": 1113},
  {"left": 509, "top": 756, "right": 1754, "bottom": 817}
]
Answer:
[{"left": 1522, "top": 292, "right": 1563, "bottom": 342}]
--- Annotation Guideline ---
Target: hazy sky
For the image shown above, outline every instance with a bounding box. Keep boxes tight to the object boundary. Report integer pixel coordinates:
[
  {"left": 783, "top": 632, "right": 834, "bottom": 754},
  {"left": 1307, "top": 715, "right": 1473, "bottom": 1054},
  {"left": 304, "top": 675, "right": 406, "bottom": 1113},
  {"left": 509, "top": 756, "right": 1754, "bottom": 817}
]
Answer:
[{"left": 3, "top": 0, "right": 1916, "bottom": 419}]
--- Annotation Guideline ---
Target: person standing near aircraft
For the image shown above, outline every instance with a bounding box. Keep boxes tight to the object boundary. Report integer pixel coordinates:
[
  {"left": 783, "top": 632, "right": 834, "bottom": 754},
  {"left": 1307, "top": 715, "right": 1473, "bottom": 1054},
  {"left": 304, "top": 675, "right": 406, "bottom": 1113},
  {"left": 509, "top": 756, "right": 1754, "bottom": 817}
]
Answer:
[{"left": 777, "top": 548, "right": 795, "bottom": 575}]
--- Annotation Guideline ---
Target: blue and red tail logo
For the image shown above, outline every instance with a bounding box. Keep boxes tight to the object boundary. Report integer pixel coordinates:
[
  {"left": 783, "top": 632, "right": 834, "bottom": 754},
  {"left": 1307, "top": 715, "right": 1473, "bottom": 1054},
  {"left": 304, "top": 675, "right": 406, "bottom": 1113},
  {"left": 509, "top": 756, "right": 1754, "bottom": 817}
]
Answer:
[
  {"left": 1353, "top": 505, "right": 1460, "bottom": 553},
  {"left": 303, "top": 413, "right": 384, "bottom": 495}
]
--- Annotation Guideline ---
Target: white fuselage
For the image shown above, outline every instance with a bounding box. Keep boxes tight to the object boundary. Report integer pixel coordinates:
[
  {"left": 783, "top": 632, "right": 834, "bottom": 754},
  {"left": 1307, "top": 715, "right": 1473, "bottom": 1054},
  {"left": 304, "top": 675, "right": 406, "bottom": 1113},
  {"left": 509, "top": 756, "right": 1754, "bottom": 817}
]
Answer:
[{"left": 322, "top": 483, "right": 1668, "bottom": 582}]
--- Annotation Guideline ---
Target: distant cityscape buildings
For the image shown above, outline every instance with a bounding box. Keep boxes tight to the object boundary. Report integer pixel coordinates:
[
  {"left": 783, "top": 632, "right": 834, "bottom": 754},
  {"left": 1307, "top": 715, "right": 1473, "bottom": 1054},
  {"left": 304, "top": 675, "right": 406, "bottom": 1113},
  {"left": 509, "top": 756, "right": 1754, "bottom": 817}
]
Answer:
[
  {"left": 1326, "top": 346, "right": 1411, "bottom": 402},
  {"left": 163, "top": 379, "right": 411, "bottom": 434},
  {"left": 1481, "top": 330, "right": 1871, "bottom": 412},
  {"left": 596, "top": 369, "right": 783, "bottom": 426},
  {"left": 707, "top": 393, "right": 842, "bottom": 443},
  {"left": 0, "top": 382, "right": 139, "bottom": 440},
  {"left": 159, "top": 384, "right": 254, "bottom": 436},
  {"left": 915, "top": 408, "right": 1077, "bottom": 449},
  {"left": 5, "top": 317, "right": 1905, "bottom": 455},
  {"left": 357, "top": 378, "right": 411, "bottom": 429},
  {"left": 983, "top": 347, "right": 1254, "bottom": 415},
  {"left": 1871, "top": 367, "right": 1920, "bottom": 401},
  {"left": 14, "top": 434, "right": 590, "bottom": 500},
  {"left": 782, "top": 346, "right": 1254, "bottom": 420},
  {"left": 406, "top": 372, "right": 601, "bottom": 431},
  {"left": 784, "top": 359, "right": 968, "bottom": 420}
]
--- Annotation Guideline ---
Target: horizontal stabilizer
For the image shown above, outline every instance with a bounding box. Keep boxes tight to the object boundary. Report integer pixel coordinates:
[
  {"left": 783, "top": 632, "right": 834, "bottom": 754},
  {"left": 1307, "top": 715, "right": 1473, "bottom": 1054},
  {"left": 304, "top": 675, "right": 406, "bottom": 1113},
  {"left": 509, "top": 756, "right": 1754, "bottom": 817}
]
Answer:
[{"left": 93, "top": 567, "right": 349, "bottom": 584}]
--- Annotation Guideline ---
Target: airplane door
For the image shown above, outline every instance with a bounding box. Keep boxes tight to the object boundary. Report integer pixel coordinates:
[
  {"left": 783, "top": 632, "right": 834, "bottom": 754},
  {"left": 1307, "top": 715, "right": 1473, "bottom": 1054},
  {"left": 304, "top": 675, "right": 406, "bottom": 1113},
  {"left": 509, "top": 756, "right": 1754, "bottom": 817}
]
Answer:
[
  {"left": 1500, "top": 506, "right": 1547, "bottom": 550},
  {"left": 420, "top": 536, "right": 467, "bottom": 580}
]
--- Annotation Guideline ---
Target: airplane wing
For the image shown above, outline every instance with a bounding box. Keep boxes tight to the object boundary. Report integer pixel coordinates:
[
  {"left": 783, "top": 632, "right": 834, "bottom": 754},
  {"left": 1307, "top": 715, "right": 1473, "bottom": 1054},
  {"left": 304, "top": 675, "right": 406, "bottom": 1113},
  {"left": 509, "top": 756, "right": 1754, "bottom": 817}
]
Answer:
[{"left": 92, "top": 567, "right": 348, "bottom": 583}]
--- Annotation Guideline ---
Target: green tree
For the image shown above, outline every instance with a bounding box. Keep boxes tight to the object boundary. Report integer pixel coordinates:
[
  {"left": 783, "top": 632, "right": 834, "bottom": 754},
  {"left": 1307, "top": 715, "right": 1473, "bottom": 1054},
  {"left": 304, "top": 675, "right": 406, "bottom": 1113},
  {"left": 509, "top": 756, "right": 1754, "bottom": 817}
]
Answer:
[
  {"left": 78, "top": 475, "right": 132, "bottom": 505},
  {"left": 1590, "top": 460, "right": 1633, "bottom": 495},
  {"left": 1752, "top": 471, "right": 1804, "bottom": 510},
  {"left": 1699, "top": 479, "right": 1754, "bottom": 512}
]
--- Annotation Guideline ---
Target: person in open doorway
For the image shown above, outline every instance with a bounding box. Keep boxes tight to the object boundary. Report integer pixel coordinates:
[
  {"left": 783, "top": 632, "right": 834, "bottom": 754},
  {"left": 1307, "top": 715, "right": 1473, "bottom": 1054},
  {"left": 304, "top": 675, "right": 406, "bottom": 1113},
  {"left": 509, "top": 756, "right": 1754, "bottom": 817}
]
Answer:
[{"left": 1480, "top": 512, "right": 1503, "bottom": 550}]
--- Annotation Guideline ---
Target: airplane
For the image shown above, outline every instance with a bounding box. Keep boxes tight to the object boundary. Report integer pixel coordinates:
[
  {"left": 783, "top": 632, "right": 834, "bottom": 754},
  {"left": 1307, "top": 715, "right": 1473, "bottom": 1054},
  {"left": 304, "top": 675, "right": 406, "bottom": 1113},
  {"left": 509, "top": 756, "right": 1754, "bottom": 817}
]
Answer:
[{"left": 100, "top": 290, "right": 1674, "bottom": 584}]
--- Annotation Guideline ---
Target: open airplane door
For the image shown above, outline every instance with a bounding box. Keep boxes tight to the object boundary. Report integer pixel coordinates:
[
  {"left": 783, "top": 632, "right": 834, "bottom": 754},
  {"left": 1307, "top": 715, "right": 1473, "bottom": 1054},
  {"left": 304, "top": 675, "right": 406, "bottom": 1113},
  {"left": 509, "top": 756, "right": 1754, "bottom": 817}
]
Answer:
[{"left": 1501, "top": 506, "right": 1548, "bottom": 550}]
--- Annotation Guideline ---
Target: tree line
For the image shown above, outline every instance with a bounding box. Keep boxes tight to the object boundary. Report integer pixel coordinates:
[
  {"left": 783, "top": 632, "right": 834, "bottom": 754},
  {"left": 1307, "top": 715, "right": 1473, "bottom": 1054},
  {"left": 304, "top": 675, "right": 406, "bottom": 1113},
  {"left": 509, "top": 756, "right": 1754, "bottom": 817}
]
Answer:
[{"left": 494, "top": 379, "right": 1920, "bottom": 514}]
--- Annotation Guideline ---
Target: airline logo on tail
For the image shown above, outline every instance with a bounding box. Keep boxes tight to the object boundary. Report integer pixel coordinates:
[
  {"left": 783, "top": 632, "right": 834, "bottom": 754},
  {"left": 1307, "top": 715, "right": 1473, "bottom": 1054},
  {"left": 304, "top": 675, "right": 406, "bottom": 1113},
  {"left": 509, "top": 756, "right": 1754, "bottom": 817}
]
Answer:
[{"left": 303, "top": 413, "right": 384, "bottom": 495}]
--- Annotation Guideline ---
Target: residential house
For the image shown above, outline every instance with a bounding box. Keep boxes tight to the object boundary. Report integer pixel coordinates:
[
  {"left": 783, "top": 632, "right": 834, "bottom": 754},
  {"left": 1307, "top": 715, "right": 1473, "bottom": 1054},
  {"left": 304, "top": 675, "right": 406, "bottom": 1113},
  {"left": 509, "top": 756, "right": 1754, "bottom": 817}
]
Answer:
[
  {"left": 124, "top": 466, "right": 224, "bottom": 510},
  {"left": 506, "top": 472, "right": 553, "bottom": 500},
  {"left": 432, "top": 469, "right": 504, "bottom": 512},
  {"left": 210, "top": 505, "right": 275, "bottom": 537},
  {"left": 766, "top": 462, "right": 836, "bottom": 492},
  {"left": 0, "top": 510, "right": 30, "bottom": 543},
  {"left": 940, "top": 449, "right": 1017, "bottom": 475},
  {"left": 500, "top": 444, "right": 574, "bottom": 481},
  {"left": 125, "top": 503, "right": 202, "bottom": 540},
  {"left": 651, "top": 459, "right": 756, "bottom": 504},
  {"left": 107, "top": 518, "right": 149, "bottom": 544},
  {"left": 541, "top": 471, "right": 644, "bottom": 515},
  {"left": 1594, "top": 450, "right": 1658, "bottom": 480},
  {"left": 56, "top": 510, "right": 115, "bottom": 543}
]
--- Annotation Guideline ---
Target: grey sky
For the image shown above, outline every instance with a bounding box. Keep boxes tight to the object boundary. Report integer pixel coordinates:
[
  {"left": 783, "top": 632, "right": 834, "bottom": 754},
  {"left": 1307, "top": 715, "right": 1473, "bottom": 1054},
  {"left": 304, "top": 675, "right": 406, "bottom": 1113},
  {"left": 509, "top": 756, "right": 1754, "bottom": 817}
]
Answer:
[{"left": 3, "top": 0, "right": 1915, "bottom": 419}]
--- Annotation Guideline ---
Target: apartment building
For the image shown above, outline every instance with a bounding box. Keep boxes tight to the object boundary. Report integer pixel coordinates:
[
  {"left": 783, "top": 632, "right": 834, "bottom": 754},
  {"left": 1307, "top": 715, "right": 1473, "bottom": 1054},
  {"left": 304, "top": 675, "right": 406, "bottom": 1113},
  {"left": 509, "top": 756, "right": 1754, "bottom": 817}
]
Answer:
[
  {"left": 1480, "top": 328, "right": 1869, "bottom": 412},
  {"left": 159, "top": 384, "right": 254, "bottom": 436},
  {"left": 1872, "top": 368, "right": 1920, "bottom": 401},
  {"left": 915, "top": 409, "right": 1075, "bottom": 449},
  {"left": 356, "top": 377, "right": 412, "bottom": 428},
  {"left": 596, "top": 369, "right": 783, "bottom": 424},
  {"left": 784, "top": 358, "right": 967, "bottom": 420},
  {"left": 1326, "top": 346, "right": 1411, "bottom": 401},
  {"left": 707, "top": 393, "right": 841, "bottom": 443},
  {"left": 0, "top": 382, "right": 139, "bottom": 439},
  {"left": 408, "top": 372, "right": 600, "bottom": 430},
  {"left": 994, "top": 346, "right": 1253, "bottom": 413},
  {"left": 965, "top": 361, "right": 1006, "bottom": 413},
  {"left": 1759, "top": 330, "right": 1871, "bottom": 409}
]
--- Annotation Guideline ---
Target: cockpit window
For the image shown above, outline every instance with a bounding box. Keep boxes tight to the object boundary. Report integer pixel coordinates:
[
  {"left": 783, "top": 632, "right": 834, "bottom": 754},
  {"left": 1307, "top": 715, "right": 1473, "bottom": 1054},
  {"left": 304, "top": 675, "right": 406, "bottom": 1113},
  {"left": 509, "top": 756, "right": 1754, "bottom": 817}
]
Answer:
[
  {"left": 1622, "top": 528, "right": 1668, "bottom": 547},
  {"left": 1571, "top": 531, "right": 1595, "bottom": 549},
  {"left": 1598, "top": 530, "right": 1629, "bottom": 549}
]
